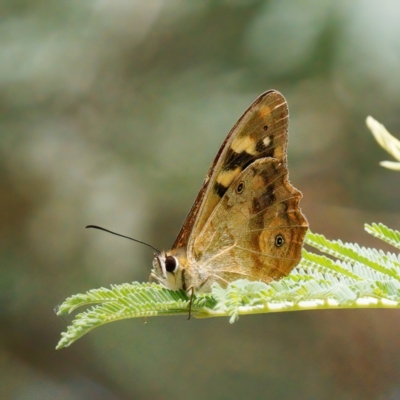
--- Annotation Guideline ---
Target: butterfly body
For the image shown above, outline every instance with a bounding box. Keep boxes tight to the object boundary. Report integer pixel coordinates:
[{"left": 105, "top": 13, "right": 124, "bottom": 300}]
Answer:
[{"left": 152, "top": 90, "right": 308, "bottom": 293}]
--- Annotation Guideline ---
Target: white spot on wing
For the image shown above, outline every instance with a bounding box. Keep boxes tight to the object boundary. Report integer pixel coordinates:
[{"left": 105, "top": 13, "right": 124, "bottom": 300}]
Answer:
[{"left": 263, "top": 136, "right": 271, "bottom": 147}]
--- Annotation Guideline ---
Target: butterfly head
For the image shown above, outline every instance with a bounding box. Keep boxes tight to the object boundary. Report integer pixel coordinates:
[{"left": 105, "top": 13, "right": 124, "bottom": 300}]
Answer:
[{"left": 152, "top": 251, "right": 185, "bottom": 291}]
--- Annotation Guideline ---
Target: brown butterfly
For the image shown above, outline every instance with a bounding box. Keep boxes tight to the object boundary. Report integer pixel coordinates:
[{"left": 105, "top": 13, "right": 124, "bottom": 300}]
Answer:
[{"left": 152, "top": 90, "right": 308, "bottom": 294}]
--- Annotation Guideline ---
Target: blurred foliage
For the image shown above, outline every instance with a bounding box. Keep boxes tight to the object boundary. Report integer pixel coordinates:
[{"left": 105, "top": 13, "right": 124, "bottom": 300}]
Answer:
[
  {"left": 2, "top": 1, "right": 400, "bottom": 399},
  {"left": 368, "top": 115, "right": 400, "bottom": 170}
]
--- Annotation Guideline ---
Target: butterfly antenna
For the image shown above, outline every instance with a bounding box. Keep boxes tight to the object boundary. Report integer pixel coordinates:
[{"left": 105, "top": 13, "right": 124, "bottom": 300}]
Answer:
[{"left": 86, "top": 225, "right": 160, "bottom": 254}]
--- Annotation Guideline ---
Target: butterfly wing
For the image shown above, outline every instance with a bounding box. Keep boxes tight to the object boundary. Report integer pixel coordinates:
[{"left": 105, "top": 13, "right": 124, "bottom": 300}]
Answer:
[
  {"left": 172, "top": 90, "right": 289, "bottom": 253},
  {"left": 188, "top": 158, "right": 308, "bottom": 291}
]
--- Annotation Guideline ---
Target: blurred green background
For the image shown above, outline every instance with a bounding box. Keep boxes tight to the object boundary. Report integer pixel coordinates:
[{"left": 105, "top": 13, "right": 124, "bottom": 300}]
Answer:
[{"left": 2, "top": 1, "right": 400, "bottom": 399}]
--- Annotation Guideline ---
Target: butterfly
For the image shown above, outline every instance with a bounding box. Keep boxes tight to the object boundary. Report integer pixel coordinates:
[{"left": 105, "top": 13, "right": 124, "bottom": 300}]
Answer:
[{"left": 151, "top": 90, "right": 308, "bottom": 294}]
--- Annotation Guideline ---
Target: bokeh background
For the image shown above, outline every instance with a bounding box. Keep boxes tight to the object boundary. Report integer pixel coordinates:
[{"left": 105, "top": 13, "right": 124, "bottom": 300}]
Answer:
[{"left": 2, "top": 1, "right": 400, "bottom": 399}]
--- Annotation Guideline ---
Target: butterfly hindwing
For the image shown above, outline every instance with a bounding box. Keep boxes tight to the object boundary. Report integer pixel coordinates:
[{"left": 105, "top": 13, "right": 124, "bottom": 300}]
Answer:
[{"left": 187, "top": 158, "right": 307, "bottom": 291}]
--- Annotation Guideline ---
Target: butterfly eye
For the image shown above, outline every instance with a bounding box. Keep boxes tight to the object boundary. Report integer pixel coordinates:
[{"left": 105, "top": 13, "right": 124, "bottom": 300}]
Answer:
[
  {"left": 236, "top": 181, "right": 245, "bottom": 194},
  {"left": 274, "top": 234, "right": 285, "bottom": 247},
  {"left": 165, "top": 255, "right": 178, "bottom": 273},
  {"left": 263, "top": 125, "right": 268, "bottom": 131}
]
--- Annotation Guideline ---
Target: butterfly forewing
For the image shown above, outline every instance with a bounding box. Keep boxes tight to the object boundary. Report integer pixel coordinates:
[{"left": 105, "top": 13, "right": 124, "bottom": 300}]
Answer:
[{"left": 172, "top": 90, "right": 289, "bottom": 252}]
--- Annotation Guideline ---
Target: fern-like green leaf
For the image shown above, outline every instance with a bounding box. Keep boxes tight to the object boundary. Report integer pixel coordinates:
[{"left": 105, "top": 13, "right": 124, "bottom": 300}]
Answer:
[
  {"left": 56, "top": 223, "right": 400, "bottom": 349},
  {"left": 305, "top": 231, "right": 400, "bottom": 280},
  {"left": 365, "top": 223, "right": 400, "bottom": 250}
]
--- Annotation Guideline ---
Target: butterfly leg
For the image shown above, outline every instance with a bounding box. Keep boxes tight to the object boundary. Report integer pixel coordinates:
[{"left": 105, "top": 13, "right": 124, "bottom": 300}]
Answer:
[
  {"left": 149, "top": 272, "right": 160, "bottom": 284},
  {"left": 186, "top": 286, "right": 195, "bottom": 320},
  {"left": 185, "top": 274, "right": 217, "bottom": 319},
  {"left": 197, "top": 272, "right": 232, "bottom": 290}
]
